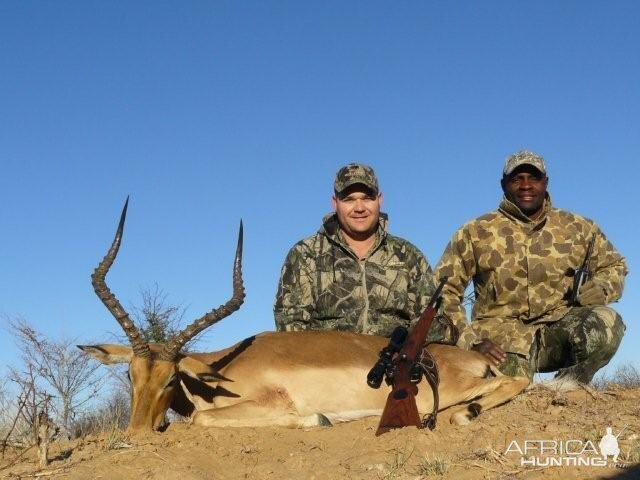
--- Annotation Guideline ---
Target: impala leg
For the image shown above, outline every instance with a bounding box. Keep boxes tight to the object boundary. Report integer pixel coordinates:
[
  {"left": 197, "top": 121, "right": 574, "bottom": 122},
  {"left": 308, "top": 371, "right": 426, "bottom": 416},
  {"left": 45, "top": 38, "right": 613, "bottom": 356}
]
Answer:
[
  {"left": 192, "top": 401, "right": 329, "bottom": 428},
  {"left": 450, "top": 376, "right": 529, "bottom": 426}
]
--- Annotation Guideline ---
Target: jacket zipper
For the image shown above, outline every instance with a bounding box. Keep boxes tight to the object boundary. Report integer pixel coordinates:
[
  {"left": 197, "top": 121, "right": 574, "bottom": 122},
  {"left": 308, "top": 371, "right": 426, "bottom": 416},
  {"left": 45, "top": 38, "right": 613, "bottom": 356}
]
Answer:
[{"left": 358, "top": 259, "right": 370, "bottom": 332}]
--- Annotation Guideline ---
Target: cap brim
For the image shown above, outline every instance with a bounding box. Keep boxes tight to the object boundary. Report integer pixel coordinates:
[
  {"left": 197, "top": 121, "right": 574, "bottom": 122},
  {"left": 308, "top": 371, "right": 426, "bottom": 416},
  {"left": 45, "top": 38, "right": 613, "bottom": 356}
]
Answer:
[
  {"left": 335, "top": 181, "right": 378, "bottom": 195},
  {"left": 504, "top": 162, "right": 546, "bottom": 176}
]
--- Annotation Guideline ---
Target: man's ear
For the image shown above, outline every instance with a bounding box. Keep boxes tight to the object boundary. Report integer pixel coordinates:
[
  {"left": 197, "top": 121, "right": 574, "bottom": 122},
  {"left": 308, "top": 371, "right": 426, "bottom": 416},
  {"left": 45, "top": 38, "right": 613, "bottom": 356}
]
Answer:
[
  {"left": 331, "top": 195, "right": 338, "bottom": 211},
  {"left": 377, "top": 191, "right": 384, "bottom": 206},
  {"left": 77, "top": 344, "right": 133, "bottom": 364},
  {"left": 500, "top": 176, "right": 507, "bottom": 193}
]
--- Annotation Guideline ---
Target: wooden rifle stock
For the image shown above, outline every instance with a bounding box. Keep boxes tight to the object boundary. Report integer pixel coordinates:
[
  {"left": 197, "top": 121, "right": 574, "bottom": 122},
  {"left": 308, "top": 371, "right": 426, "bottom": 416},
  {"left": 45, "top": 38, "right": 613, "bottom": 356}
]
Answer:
[{"left": 375, "top": 277, "right": 448, "bottom": 436}]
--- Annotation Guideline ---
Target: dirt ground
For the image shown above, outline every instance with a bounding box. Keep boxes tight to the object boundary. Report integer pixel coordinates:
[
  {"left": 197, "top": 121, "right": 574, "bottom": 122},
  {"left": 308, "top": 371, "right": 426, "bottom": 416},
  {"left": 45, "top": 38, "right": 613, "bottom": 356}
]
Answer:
[{"left": 2, "top": 386, "right": 639, "bottom": 480}]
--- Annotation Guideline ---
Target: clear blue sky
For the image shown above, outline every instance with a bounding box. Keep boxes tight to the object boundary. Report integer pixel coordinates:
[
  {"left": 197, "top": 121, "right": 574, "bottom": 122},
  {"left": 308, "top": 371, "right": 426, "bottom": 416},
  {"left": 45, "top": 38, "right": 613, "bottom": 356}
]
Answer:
[{"left": 1, "top": 2, "right": 638, "bottom": 375}]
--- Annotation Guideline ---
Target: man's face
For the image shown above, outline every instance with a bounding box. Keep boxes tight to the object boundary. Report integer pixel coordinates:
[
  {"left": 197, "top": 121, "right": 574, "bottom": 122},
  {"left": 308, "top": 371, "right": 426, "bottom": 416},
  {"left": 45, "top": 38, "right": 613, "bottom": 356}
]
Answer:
[
  {"left": 501, "top": 164, "right": 548, "bottom": 217},
  {"left": 332, "top": 184, "right": 382, "bottom": 240}
]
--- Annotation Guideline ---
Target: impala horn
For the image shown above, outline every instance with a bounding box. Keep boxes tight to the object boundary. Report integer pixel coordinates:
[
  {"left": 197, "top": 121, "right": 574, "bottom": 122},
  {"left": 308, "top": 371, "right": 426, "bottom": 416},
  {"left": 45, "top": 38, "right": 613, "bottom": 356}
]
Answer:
[
  {"left": 160, "top": 220, "right": 245, "bottom": 361},
  {"left": 91, "top": 197, "right": 151, "bottom": 358}
]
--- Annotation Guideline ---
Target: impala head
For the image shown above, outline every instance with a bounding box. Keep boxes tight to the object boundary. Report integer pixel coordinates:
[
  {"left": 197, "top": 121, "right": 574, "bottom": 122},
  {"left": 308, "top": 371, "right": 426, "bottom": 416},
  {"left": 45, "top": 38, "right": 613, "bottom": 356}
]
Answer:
[{"left": 79, "top": 198, "right": 245, "bottom": 432}]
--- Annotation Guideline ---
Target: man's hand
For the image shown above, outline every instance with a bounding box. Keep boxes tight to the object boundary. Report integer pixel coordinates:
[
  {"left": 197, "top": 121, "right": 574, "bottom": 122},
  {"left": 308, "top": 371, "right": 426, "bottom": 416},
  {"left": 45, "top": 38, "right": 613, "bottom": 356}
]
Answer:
[
  {"left": 578, "top": 281, "right": 607, "bottom": 306},
  {"left": 471, "top": 339, "right": 506, "bottom": 366}
]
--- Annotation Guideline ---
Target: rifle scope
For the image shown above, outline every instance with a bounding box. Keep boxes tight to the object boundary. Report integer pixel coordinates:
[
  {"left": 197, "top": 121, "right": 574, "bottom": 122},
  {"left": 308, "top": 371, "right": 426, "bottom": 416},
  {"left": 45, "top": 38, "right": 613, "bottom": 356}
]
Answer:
[{"left": 366, "top": 326, "right": 408, "bottom": 389}]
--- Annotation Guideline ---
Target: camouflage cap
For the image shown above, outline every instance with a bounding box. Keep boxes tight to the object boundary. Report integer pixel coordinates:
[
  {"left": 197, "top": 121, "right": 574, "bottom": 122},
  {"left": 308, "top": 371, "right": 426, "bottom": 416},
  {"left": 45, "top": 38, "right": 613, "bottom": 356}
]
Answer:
[
  {"left": 334, "top": 163, "right": 379, "bottom": 194},
  {"left": 503, "top": 150, "right": 547, "bottom": 176}
]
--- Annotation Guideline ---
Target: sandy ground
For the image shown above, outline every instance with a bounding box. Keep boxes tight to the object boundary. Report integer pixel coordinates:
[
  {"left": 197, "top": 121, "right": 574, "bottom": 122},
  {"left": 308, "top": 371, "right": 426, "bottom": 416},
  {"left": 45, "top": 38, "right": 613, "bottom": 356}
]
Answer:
[{"left": 2, "top": 386, "right": 639, "bottom": 480}]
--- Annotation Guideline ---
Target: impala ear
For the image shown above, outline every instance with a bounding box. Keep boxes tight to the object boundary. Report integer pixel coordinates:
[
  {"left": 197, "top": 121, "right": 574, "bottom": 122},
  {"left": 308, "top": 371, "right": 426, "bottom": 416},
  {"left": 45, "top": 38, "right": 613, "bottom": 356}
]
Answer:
[
  {"left": 78, "top": 344, "right": 133, "bottom": 364},
  {"left": 177, "top": 356, "right": 226, "bottom": 382},
  {"left": 196, "top": 372, "right": 222, "bottom": 382}
]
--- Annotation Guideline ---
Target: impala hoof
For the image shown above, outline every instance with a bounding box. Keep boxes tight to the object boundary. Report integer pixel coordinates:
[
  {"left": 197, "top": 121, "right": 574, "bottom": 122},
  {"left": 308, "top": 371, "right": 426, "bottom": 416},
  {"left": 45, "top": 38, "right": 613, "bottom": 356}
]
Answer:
[
  {"left": 451, "top": 402, "right": 482, "bottom": 425},
  {"left": 317, "top": 413, "right": 333, "bottom": 427},
  {"left": 451, "top": 411, "right": 471, "bottom": 425}
]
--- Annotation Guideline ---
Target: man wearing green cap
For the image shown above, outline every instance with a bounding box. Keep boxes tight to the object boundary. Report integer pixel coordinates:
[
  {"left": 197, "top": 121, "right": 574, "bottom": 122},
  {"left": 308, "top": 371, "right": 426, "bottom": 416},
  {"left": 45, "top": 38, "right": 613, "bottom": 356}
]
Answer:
[
  {"left": 274, "top": 163, "right": 437, "bottom": 336},
  {"left": 435, "top": 150, "right": 627, "bottom": 386}
]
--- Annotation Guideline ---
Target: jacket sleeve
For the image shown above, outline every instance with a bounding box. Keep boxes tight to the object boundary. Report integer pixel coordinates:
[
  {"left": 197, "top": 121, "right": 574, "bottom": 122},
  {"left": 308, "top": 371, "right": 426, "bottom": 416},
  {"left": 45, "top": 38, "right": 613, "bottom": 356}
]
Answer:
[
  {"left": 586, "top": 223, "right": 628, "bottom": 304},
  {"left": 273, "top": 243, "right": 316, "bottom": 331},
  {"left": 434, "top": 226, "right": 478, "bottom": 349}
]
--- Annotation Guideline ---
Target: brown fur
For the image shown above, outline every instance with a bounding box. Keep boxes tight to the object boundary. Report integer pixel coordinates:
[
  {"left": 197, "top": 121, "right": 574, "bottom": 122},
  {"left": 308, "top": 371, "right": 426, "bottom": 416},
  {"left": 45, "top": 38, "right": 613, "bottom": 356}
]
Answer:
[{"left": 80, "top": 330, "right": 529, "bottom": 432}]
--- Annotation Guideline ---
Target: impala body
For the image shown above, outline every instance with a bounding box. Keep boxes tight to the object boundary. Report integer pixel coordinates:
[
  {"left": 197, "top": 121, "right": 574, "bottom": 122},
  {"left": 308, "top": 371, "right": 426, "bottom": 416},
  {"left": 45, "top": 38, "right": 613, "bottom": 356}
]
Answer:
[{"left": 80, "top": 201, "right": 529, "bottom": 432}]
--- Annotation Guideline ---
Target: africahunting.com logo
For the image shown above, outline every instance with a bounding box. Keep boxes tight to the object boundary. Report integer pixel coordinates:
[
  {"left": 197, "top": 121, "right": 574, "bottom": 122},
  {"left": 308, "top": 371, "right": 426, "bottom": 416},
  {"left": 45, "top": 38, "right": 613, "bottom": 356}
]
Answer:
[{"left": 505, "top": 427, "right": 624, "bottom": 467}]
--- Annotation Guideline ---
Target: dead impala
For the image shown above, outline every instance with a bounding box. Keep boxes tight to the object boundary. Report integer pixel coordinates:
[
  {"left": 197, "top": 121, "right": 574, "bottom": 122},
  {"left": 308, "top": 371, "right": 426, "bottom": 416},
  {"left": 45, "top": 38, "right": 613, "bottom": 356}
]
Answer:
[{"left": 79, "top": 200, "right": 529, "bottom": 432}]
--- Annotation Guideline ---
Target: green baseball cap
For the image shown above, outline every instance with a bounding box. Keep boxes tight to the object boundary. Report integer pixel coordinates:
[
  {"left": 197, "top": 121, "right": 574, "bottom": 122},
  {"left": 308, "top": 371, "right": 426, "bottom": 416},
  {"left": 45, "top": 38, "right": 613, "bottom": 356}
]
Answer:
[
  {"left": 503, "top": 150, "right": 547, "bottom": 176},
  {"left": 334, "top": 163, "right": 379, "bottom": 194}
]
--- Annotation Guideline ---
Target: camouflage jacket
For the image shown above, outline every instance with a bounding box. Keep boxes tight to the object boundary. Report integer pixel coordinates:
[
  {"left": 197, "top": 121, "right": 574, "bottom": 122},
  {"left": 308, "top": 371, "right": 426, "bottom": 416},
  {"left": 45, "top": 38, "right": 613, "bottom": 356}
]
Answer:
[
  {"left": 435, "top": 196, "right": 627, "bottom": 356},
  {"left": 274, "top": 213, "right": 436, "bottom": 336}
]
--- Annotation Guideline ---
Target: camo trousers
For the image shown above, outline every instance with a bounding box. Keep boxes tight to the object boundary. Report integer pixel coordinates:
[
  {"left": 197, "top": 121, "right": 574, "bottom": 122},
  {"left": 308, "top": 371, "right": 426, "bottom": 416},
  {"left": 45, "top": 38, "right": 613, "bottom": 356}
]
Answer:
[{"left": 499, "top": 306, "right": 625, "bottom": 383}]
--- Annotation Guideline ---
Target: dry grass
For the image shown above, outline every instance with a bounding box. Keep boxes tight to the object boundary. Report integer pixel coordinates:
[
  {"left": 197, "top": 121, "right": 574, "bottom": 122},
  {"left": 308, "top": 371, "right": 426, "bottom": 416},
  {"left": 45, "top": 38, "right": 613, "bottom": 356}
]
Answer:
[
  {"left": 624, "top": 438, "right": 640, "bottom": 464},
  {"left": 582, "top": 427, "right": 602, "bottom": 444},
  {"left": 103, "top": 425, "right": 129, "bottom": 451},
  {"left": 415, "top": 454, "right": 450, "bottom": 476},
  {"left": 592, "top": 364, "right": 640, "bottom": 390},
  {"left": 381, "top": 444, "right": 415, "bottom": 479},
  {"left": 71, "top": 389, "right": 129, "bottom": 439}
]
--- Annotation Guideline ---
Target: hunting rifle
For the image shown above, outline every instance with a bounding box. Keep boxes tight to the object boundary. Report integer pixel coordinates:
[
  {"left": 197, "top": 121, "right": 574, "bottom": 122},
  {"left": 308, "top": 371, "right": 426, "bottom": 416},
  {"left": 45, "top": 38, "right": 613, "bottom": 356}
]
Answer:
[{"left": 368, "top": 276, "right": 448, "bottom": 436}]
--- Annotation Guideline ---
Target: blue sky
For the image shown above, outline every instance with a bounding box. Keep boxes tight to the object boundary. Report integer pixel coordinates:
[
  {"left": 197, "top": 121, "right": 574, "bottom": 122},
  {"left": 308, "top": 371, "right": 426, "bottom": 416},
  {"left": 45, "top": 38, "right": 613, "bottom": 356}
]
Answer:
[{"left": 1, "top": 2, "right": 638, "bottom": 375}]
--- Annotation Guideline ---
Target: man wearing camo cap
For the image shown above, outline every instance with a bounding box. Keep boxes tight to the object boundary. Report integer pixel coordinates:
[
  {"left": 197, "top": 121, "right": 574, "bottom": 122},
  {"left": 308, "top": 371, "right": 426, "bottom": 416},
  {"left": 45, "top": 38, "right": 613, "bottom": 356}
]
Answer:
[
  {"left": 274, "top": 163, "right": 437, "bottom": 336},
  {"left": 435, "top": 150, "right": 627, "bottom": 385}
]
